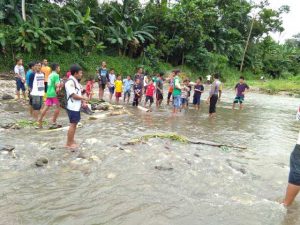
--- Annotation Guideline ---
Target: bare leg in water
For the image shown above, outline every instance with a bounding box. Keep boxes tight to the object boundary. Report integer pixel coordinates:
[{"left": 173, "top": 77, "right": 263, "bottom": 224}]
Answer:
[
  {"left": 65, "top": 123, "right": 78, "bottom": 149},
  {"left": 282, "top": 132, "right": 300, "bottom": 206}
]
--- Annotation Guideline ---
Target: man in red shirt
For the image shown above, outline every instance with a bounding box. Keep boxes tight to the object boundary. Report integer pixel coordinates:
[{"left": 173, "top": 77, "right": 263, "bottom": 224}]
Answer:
[{"left": 144, "top": 79, "right": 155, "bottom": 110}]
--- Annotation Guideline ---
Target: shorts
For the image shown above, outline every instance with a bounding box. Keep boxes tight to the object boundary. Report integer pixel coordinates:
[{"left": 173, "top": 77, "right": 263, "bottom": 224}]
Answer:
[
  {"left": 209, "top": 94, "right": 218, "bottom": 114},
  {"left": 234, "top": 96, "right": 244, "bottom": 104},
  {"left": 156, "top": 92, "right": 163, "bottom": 101},
  {"left": 124, "top": 90, "right": 131, "bottom": 98},
  {"left": 109, "top": 86, "right": 115, "bottom": 94},
  {"left": 173, "top": 95, "right": 182, "bottom": 109},
  {"left": 167, "top": 92, "right": 173, "bottom": 100},
  {"left": 146, "top": 96, "right": 154, "bottom": 104},
  {"left": 31, "top": 96, "right": 43, "bottom": 110},
  {"left": 289, "top": 144, "right": 300, "bottom": 186},
  {"left": 181, "top": 98, "right": 188, "bottom": 105},
  {"left": 98, "top": 82, "right": 106, "bottom": 90},
  {"left": 16, "top": 79, "right": 25, "bottom": 92},
  {"left": 45, "top": 97, "right": 60, "bottom": 107},
  {"left": 44, "top": 82, "right": 48, "bottom": 93},
  {"left": 193, "top": 95, "right": 201, "bottom": 105},
  {"left": 67, "top": 109, "right": 81, "bottom": 124},
  {"left": 115, "top": 92, "right": 122, "bottom": 98}
]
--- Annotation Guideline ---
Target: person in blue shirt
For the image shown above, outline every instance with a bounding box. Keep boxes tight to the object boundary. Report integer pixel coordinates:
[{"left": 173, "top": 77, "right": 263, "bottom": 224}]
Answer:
[
  {"left": 123, "top": 75, "right": 133, "bottom": 104},
  {"left": 25, "top": 62, "right": 35, "bottom": 88},
  {"left": 26, "top": 62, "right": 36, "bottom": 116}
]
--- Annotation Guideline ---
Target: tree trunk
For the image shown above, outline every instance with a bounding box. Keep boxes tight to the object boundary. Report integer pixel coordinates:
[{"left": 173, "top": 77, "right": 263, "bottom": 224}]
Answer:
[
  {"left": 240, "top": 16, "right": 255, "bottom": 72},
  {"left": 21, "top": 0, "right": 26, "bottom": 21}
]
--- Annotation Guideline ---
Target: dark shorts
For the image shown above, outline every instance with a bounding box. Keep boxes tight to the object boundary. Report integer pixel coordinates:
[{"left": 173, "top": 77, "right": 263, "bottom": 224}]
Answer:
[
  {"left": 109, "top": 86, "right": 115, "bottom": 94},
  {"left": 146, "top": 96, "right": 154, "bottom": 104},
  {"left": 67, "top": 109, "right": 81, "bottom": 124},
  {"left": 44, "top": 82, "right": 48, "bottom": 93},
  {"left": 234, "top": 96, "right": 244, "bottom": 104},
  {"left": 98, "top": 82, "right": 106, "bottom": 90},
  {"left": 289, "top": 144, "right": 300, "bottom": 186},
  {"left": 156, "top": 92, "right": 163, "bottom": 101},
  {"left": 167, "top": 92, "right": 172, "bottom": 100},
  {"left": 31, "top": 96, "right": 43, "bottom": 110},
  {"left": 193, "top": 95, "right": 201, "bottom": 105},
  {"left": 181, "top": 98, "right": 188, "bottom": 105},
  {"left": 209, "top": 94, "right": 218, "bottom": 114},
  {"left": 16, "top": 79, "right": 25, "bottom": 92},
  {"left": 115, "top": 92, "right": 122, "bottom": 98}
]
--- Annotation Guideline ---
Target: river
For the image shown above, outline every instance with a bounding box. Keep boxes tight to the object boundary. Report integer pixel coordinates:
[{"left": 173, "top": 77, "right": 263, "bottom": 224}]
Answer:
[{"left": 0, "top": 89, "right": 299, "bottom": 225}]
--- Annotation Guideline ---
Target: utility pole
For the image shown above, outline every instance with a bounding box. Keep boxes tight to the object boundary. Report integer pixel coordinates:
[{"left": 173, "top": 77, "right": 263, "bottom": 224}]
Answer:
[
  {"left": 21, "top": 0, "right": 26, "bottom": 21},
  {"left": 240, "top": 16, "right": 255, "bottom": 72}
]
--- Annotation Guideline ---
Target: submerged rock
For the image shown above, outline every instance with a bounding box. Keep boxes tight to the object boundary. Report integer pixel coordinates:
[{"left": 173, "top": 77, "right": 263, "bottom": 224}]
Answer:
[
  {"left": 107, "top": 173, "right": 117, "bottom": 179},
  {"left": 35, "top": 157, "right": 48, "bottom": 167},
  {"left": 2, "top": 94, "right": 14, "bottom": 100},
  {"left": 0, "top": 145, "right": 15, "bottom": 152},
  {"left": 154, "top": 166, "right": 174, "bottom": 171}
]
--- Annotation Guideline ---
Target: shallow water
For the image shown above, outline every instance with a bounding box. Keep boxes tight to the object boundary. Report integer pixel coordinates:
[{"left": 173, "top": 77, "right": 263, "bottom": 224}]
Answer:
[{"left": 0, "top": 89, "right": 299, "bottom": 225}]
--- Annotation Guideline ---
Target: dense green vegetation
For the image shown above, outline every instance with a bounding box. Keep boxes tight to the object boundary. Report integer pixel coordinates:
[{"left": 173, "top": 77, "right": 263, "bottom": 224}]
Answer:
[{"left": 1, "top": 0, "right": 300, "bottom": 91}]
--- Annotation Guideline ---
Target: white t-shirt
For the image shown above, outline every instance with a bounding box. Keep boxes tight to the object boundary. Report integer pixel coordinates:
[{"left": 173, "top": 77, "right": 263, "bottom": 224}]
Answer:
[
  {"left": 14, "top": 65, "right": 25, "bottom": 79},
  {"left": 65, "top": 76, "right": 82, "bottom": 111},
  {"left": 30, "top": 72, "right": 45, "bottom": 96},
  {"left": 206, "top": 75, "right": 212, "bottom": 81},
  {"left": 109, "top": 74, "right": 116, "bottom": 86},
  {"left": 143, "top": 76, "right": 148, "bottom": 86}
]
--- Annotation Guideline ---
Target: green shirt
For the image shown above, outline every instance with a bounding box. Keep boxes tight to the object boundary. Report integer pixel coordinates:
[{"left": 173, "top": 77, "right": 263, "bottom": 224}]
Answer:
[
  {"left": 173, "top": 76, "right": 181, "bottom": 96},
  {"left": 47, "top": 71, "right": 60, "bottom": 98}
]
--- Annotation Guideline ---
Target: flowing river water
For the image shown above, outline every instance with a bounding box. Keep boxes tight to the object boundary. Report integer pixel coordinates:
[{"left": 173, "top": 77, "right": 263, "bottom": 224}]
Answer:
[{"left": 0, "top": 88, "right": 299, "bottom": 225}]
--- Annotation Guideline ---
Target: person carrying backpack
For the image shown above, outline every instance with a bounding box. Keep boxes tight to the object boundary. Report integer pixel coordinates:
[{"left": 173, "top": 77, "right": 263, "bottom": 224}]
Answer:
[
  {"left": 96, "top": 61, "right": 109, "bottom": 101},
  {"left": 65, "top": 64, "right": 89, "bottom": 149}
]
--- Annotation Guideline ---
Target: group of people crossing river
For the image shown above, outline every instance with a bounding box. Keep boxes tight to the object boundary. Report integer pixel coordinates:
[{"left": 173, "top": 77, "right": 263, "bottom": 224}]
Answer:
[{"left": 13, "top": 57, "right": 300, "bottom": 207}]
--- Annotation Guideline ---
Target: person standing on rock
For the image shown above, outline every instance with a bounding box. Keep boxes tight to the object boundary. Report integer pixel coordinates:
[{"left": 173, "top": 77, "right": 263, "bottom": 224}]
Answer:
[
  {"left": 65, "top": 64, "right": 89, "bottom": 149},
  {"left": 14, "top": 58, "right": 26, "bottom": 101},
  {"left": 38, "top": 63, "right": 62, "bottom": 129},
  {"left": 41, "top": 59, "right": 51, "bottom": 94},
  {"left": 28, "top": 62, "right": 45, "bottom": 121},
  {"left": 282, "top": 131, "right": 300, "bottom": 206},
  {"left": 96, "top": 61, "right": 109, "bottom": 101},
  {"left": 206, "top": 73, "right": 222, "bottom": 118}
]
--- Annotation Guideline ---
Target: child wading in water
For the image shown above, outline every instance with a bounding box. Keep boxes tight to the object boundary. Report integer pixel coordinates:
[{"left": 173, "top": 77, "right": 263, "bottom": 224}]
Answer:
[
  {"left": 232, "top": 76, "right": 249, "bottom": 110},
  {"left": 65, "top": 64, "right": 88, "bottom": 149},
  {"left": 133, "top": 79, "right": 142, "bottom": 107},
  {"left": 193, "top": 78, "right": 204, "bottom": 111},
  {"left": 123, "top": 76, "right": 133, "bottom": 104},
  {"left": 38, "top": 63, "right": 61, "bottom": 129},
  {"left": 181, "top": 79, "right": 190, "bottom": 110},
  {"left": 114, "top": 74, "right": 123, "bottom": 104},
  {"left": 145, "top": 79, "right": 155, "bottom": 110}
]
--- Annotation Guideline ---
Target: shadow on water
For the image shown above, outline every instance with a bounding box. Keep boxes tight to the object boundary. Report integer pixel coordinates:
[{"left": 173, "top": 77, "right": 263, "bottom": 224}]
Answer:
[{"left": 0, "top": 90, "right": 299, "bottom": 225}]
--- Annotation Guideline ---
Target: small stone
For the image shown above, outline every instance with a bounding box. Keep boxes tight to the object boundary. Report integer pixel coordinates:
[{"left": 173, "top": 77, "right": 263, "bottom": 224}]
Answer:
[
  {"left": 90, "top": 155, "right": 100, "bottom": 162},
  {"left": 194, "top": 153, "right": 200, "bottom": 157},
  {"left": 154, "top": 166, "right": 173, "bottom": 171},
  {"left": 50, "top": 147, "right": 56, "bottom": 150},
  {"left": 77, "top": 152, "right": 87, "bottom": 159},
  {"left": 35, "top": 157, "right": 48, "bottom": 167},
  {"left": 107, "top": 173, "right": 116, "bottom": 179},
  {"left": 2, "top": 94, "right": 14, "bottom": 100},
  {"left": 124, "top": 149, "right": 131, "bottom": 153}
]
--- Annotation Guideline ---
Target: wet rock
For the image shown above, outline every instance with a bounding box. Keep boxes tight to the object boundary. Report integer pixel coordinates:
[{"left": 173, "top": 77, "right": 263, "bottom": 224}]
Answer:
[
  {"left": 194, "top": 153, "right": 200, "bottom": 157},
  {"left": 118, "top": 147, "right": 124, "bottom": 151},
  {"left": 91, "top": 103, "right": 109, "bottom": 111},
  {"left": 50, "top": 146, "right": 56, "bottom": 150},
  {"left": 155, "top": 166, "right": 174, "bottom": 171},
  {"left": 77, "top": 152, "right": 87, "bottom": 159},
  {"left": 0, "top": 145, "right": 15, "bottom": 152},
  {"left": 2, "top": 94, "right": 14, "bottom": 100},
  {"left": 35, "top": 157, "right": 48, "bottom": 167},
  {"left": 107, "top": 173, "right": 117, "bottom": 179},
  {"left": 89, "top": 155, "right": 100, "bottom": 162}
]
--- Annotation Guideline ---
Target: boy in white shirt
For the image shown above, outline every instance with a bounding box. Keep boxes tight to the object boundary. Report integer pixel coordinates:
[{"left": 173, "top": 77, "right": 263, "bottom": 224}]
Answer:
[
  {"left": 14, "top": 58, "right": 26, "bottom": 100},
  {"left": 65, "top": 64, "right": 89, "bottom": 149}
]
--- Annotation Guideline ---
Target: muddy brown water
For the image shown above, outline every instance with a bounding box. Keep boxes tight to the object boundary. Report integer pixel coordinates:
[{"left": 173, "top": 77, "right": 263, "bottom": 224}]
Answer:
[{"left": 0, "top": 89, "right": 299, "bottom": 225}]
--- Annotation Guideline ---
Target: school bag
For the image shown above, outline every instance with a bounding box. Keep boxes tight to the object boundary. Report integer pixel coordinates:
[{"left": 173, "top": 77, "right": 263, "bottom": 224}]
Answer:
[{"left": 57, "top": 78, "right": 79, "bottom": 109}]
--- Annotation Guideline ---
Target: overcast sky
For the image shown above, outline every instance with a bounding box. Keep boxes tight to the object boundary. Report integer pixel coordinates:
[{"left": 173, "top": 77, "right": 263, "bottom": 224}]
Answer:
[{"left": 99, "top": 0, "right": 300, "bottom": 42}]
